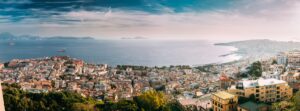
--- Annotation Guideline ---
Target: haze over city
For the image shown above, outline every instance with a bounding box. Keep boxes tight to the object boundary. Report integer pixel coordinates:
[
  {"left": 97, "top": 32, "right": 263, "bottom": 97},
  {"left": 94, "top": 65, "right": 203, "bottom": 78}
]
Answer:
[{"left": 0, "top": 0, "right": 300, "bottom": 41}]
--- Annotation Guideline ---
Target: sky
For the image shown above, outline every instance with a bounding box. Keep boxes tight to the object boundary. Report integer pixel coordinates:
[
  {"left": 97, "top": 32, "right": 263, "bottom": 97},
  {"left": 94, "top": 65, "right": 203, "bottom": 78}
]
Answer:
[{"left": 0, "top": 0, "right": 300, "bottom": 41}]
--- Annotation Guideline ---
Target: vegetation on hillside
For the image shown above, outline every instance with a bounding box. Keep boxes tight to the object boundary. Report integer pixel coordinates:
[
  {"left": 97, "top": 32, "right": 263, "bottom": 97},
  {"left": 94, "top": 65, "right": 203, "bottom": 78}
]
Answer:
[
  {"left": 2, "top": 83, "right": 185, "bottom": 111},
  {"left": 272, "top": 91, "right": 300, "bottom": 111}
]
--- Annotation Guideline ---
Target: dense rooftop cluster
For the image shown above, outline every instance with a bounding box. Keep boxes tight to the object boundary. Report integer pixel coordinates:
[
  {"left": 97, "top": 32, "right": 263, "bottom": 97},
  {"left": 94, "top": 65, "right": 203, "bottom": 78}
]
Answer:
[{"left": 0, "top": 56, "right": 226, "bottom": 102}]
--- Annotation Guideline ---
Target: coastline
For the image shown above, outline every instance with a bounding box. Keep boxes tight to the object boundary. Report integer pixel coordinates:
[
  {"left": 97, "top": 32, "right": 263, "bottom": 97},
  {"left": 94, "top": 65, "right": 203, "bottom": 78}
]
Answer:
[{"left": 0, "top": 40, "right": 243, "bottom": 67}]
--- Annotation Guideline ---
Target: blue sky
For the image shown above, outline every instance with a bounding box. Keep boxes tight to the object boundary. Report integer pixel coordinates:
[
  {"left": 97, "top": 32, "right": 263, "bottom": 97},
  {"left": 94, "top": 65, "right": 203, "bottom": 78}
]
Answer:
[{"left": 0, "top": 0, "right": 300, "bottom": 41}]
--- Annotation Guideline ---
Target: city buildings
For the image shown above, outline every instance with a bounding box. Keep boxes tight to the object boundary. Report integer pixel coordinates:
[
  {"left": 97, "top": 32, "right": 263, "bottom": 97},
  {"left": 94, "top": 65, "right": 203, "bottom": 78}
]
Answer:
[
  {"left": 211, "top": 91, "right": 238, "bottom": 111},
  {"left": 287, "top": 50, "right": 300, "bottom": 68},
  {"left": 0, "top": 51, "right": 298, "bottom": 111},
  {"left": 219, "top": 73, "right": 235, "bottom": 90},
  {"left": 228, "top": 78, "right": 293, "bottom": 103},
  {"left": 0, "top": 81, "right": 5, "bottom": 111},
  {"left": 277, "top": 52, "right": 287, "bottom": 65},
  {"left": 281, "top": 70, "right": 300, "bottom": 83},
  {"left": 0, "top": 56, "right": 222, "bottom": 102}
]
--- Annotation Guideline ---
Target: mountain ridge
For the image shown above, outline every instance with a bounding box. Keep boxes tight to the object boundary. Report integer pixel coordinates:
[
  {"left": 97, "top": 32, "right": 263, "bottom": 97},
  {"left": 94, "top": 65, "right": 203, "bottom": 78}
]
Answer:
[
  {"left": 215, "top": 39, "right": 300, "bottom": 59},
  {"left": 0, "top": 32, "right": 94, "bottom": 40}
]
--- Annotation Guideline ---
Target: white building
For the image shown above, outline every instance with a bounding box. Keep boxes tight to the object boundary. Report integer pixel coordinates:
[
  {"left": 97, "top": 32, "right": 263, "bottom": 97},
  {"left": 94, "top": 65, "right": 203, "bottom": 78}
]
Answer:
[
  {"left": 277, "top": 53, "right": 287, "bottom": 65},
  {"left": 262, "top": 71, "right": 281, "bottom": 80}
]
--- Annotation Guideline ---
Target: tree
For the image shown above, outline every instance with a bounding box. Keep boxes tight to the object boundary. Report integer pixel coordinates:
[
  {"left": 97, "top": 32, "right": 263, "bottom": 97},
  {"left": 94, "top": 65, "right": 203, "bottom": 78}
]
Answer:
[
  {"left": 3, "top": 84, "right": 98, "bottom": 111},
  {"left": 3, "top": 84, "right": 186, "bottom": 111},
  {"left": 272, "top": 101, "right": 294, "bottom": 111},
  {"left": 134, "top": 90, "right": 168, "bottom": 111},
  {"left": 162, "top": 100, "right": 185, "bottom": 111},
  {"left": 272, "top": 59, "right": 278, "bottom": 65},
  {"left": 293, "top": 90, "right": 300, "bottom": 110},
  {"left": 71, "top": 103, "right": 95, "bottom": 111},
  {"left": 115, "top": 100, "right": 138, "bottom": 111},
  {"left": 247, "top": 61, "right": 262, "bottom": 77},
  {"left": 271, "top": 90, "right": 300, "bottom": 111}
]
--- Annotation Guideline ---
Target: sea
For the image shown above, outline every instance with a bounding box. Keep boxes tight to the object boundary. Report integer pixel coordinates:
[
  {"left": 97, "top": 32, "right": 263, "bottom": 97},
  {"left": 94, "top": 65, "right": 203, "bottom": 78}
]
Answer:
[{"left": 0, "top": 39, "right": 241, "bottom": 66}]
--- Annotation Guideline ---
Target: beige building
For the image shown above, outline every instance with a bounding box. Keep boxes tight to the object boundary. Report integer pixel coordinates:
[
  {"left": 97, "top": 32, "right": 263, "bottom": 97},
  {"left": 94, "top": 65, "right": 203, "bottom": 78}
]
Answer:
[
  {"left": 287, "top": 50, "right": 300, "bottom": 67},
  {"left": 228, "top": 78, "right": 292, "bottom": 103},
  {"left": 281, "top": 71, "right": 300, "bottom": 83},
  {"left": 0, "top": 81, "right": 5, "bottom": 111},
  {"left": 211, "top": 91, "right": 238, "bottom": 111}
]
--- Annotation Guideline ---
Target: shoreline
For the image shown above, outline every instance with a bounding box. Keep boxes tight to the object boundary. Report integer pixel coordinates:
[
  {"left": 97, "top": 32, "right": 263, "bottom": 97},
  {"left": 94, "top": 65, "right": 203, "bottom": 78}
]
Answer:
[{"left": 0, "top": 54, "right": 246, "bottom": 68}]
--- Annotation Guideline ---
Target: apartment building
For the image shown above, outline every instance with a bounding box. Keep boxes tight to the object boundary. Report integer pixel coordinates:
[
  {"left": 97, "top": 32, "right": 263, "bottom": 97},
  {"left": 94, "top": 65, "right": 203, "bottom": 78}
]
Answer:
[
  {"left": 228, "top": 78, "right": 292, "bottom": 103},
  {"left": 281, "top": 71, "right": 300, "bottom": 83},
  {"left": 211, "top": 91, "right": 238, "bottom": 111},
  {"left": 287, "top": 50, "right": 300, "bottom": 68},
  {"left": 277, "top": 52, "right": 287, "bottom": 65}
]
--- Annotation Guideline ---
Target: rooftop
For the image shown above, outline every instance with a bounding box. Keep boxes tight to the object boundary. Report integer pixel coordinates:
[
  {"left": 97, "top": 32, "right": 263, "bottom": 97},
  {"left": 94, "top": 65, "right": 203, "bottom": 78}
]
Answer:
[
  {"left": 213, "top": 91, "right": 235, "bottom": 100},
  {"left": 241, "top": 78, "right": 286, "bottom": 88}
]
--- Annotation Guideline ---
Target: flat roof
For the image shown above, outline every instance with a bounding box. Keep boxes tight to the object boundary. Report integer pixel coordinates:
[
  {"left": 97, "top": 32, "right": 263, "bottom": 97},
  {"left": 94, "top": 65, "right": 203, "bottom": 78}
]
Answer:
[
  {"left": 213, "top": 91, "right": 235, "bottom": 100},
  {"left": 241, "top": 78, "right": 286, "bottom": 88}
]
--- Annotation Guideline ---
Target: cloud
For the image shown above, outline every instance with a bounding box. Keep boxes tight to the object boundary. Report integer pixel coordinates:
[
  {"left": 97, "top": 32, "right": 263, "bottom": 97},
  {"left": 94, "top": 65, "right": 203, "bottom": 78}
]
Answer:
[{"left": 0, "top": 0, "right": 300, "bottom": 41}]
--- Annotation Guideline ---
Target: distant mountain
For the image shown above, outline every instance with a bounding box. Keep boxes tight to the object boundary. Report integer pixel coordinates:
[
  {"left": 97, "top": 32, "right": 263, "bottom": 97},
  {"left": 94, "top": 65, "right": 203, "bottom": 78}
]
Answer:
[
  {"left": 215, "top": 39, "right": 300, "bottom": 58},
  {"left": 46, "top": 36, "right": 94, "bottom": 40},
  {"left": 0, "top": 32, "right": 94, "bottom": 40},
  {"left": 121, "top": 36, "right": 147, "bottom": 40}
]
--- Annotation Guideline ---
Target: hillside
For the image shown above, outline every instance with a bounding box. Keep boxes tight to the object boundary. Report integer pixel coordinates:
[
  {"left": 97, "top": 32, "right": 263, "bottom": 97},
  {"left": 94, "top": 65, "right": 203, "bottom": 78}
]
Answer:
[{"left": 215, "top": 39, "right": 300, "bottom": 58}]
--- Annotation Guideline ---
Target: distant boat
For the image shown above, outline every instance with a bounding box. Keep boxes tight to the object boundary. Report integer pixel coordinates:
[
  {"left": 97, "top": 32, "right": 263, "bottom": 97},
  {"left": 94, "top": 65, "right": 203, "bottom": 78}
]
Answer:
[{"left": 57, "top": 49, "right": 66, "bottom": 52}]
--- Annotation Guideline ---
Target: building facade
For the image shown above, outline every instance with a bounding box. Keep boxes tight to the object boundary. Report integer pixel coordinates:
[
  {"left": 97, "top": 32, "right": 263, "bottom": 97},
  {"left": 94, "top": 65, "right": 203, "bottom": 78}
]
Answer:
[
  {"left": 228, "top": 78, "right": 292, "bottom": 103},
  {"left": 211, "top": 91, "right": 238, "bottom": 111},
  {"left": 0, "top": 81, "right": 5, "bottom": 111},
  {"left": 277, "top": 53, "right": 287, "bottom": 65},
  {"left": 287, "top": 50, "right": 300, "bottom": 68},
  {"left": 281, "top": 71, "right": 300, "bottom": 83}
]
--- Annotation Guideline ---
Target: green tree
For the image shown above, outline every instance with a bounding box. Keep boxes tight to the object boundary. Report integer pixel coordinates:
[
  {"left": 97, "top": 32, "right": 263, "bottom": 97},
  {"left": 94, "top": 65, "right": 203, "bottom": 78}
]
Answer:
[
  {"left": 272, "top": 101, "right": 294, "bottom": 111},
  {"left": 162, "top": 100, "right": 185, "bottom": 111},
  {"left": 293, "top": 90, "right": 300, "bottom": 110},
  {"left": 3, "top": 83, "right": 98, "bottom": 111},
  {"left": 248, "top": 61, "right": 262, "bottom": 77},
  {"left": 71, "top": 103, "right": 95, "bottom": 111},
  {"left": 134, "top": 90, "right": 168, "bottom": 111},
  {"left": 271, "top": 90, "right": 300, "bottom": 111},
  {"left": 272, "top": 59, "right": 278, "bottom": 65},
  {"left": 115, "top": 100, "right": 138, "bottom": 111}
]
